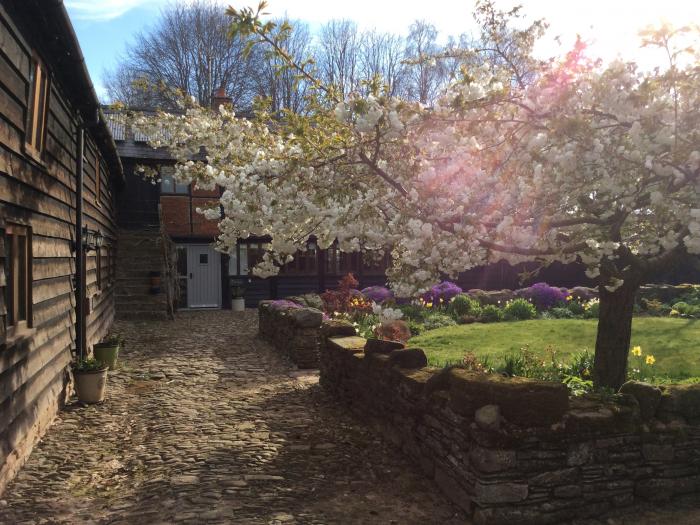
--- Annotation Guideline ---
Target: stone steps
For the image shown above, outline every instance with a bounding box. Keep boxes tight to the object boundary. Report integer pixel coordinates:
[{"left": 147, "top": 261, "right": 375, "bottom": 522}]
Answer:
[{"left": 115, "top": 227, "right": 169, "bottom": 320}]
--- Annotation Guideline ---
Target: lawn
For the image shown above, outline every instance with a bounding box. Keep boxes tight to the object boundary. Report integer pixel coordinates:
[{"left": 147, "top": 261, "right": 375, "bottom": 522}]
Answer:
[{"left": 410, "top": 317, "right": 700, "bottom": 379}]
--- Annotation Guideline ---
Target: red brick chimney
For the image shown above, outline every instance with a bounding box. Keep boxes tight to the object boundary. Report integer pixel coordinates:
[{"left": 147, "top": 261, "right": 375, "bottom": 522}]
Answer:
[{"left": 211, "top": 87, "right": 232, "bottom": 110}]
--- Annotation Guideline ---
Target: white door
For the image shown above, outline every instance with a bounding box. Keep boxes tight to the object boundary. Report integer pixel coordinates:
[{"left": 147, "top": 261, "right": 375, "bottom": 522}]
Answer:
[{"left": 186, "top": 245, "right": 222, "bottom": 308}]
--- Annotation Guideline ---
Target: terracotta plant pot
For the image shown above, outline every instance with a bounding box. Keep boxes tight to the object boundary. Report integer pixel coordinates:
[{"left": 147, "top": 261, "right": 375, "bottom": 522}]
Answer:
[
  {"left": 232, "top": 297, "right": 245, "bottom": 312},
  {"left": 93, "top": 343, "right": 119, "bottom": 369},
  {"left": 73, "top": 367, "right": 108, "bottom": 404}
]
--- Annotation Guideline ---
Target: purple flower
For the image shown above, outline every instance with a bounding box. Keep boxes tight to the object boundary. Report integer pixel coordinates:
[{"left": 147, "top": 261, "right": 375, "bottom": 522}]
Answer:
[
  {"left": 361, "top": 286, "right": 394, "bottom": 303},
  {"left": 518, "top": 282, "right": 567, "bottom": 310},
  {"left": 423, "top": 281, "right": 463, "bottom": 304},
  {"left": 269, "top": 299, "right": 303, "bottom": 311}
]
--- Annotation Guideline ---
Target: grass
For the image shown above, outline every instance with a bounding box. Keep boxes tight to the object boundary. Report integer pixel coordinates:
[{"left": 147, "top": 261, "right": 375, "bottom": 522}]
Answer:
[{"left": 410, "top": 317, "right": 700, "bottom": 379}]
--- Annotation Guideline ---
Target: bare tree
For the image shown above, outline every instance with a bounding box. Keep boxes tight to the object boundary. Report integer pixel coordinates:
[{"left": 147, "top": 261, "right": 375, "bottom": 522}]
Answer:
[
  {"left": 250, "top": 19, "right": 313, "bottom": 114},
  {"left": 358, "top": 30, "right": 408, "bottom": 97},
  {"left": 404, "top": 20, "right": 447, "bottom": 105},
  {"left": 317, "top": 19, "right": 360, "bottom": 98},
  {"left": 104, "top": 1, "right": 257, "bottom": 108}
]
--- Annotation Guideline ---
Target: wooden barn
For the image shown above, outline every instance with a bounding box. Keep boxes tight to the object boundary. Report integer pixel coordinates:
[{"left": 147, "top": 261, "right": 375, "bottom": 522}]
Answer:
[{"left": 0, "top": 1, "right": 122, "bottom": 493}]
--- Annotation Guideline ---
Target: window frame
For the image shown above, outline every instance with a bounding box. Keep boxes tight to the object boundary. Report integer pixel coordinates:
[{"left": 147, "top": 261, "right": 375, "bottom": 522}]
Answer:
[
  {"left": 160, "top": 173, "right": 190, "bottom": 195},
  {"left": 25, "top": 53, "right": 50, "bottom": 161},
  {"left": 4, "top": 224, "right": 33, "bottom": 340}
]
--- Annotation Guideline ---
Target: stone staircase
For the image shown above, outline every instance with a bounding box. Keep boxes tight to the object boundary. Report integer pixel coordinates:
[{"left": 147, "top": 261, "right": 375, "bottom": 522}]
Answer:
[{"left": 115, "top": 228, "right": 170, "bottom": 320}]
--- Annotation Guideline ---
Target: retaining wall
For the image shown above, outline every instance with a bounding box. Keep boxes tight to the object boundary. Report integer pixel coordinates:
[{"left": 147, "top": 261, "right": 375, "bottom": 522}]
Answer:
[{"left": 321, "top": 336, "right": 700, "bottom": 524}]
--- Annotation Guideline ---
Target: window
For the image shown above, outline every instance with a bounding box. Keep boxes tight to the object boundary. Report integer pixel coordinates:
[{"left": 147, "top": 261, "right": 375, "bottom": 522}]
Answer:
[
  {"left": 160, "top": 173, "right": 189, "bottom": 194},
  {"left": 199, "top": 253, "right": 208, "bottom": 265},
  {"left": 4, "top": 224, "right": 32, "bottom": 331},
  {"left": 25, "top": 55, "right": 49, "bottom": 158}
]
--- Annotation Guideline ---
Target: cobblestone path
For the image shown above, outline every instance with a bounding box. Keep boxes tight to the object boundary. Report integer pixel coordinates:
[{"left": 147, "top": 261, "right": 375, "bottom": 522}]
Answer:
[
  {"left": 0, "top": 311, "right": 466, "bottom": 525},
  {"left": 2, "top": 311, "right": 700, "bottom": 525}
]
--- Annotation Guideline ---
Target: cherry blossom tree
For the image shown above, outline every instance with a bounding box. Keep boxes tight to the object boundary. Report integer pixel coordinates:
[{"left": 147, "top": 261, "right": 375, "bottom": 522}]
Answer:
[{"left": 135, "top": 2, "right": 700, "bottom": 389}]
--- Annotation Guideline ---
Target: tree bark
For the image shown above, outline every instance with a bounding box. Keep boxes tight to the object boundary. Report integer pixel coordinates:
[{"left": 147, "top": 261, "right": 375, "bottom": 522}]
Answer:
[{"left": 593, "top": 278, "right": 641, "bottom": 390}]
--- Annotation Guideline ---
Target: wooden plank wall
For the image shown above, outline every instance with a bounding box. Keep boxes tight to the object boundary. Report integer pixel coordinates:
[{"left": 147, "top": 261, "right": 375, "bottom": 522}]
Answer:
[{"left": 0, "top": 5, "right": 117, "bottom": 494}]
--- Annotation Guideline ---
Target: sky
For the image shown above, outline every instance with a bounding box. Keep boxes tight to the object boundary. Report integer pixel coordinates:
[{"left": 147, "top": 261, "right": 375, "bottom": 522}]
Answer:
[{"left": 65, "top": 0, "right": 700, "bottom": 101}]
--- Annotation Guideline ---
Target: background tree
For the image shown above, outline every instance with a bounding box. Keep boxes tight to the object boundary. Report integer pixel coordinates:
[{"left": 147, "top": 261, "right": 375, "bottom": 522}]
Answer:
[
  {"left": 105, "top": 0, "right": 258, "bottom": 108},
  {"left": 316, "top": 19, "right": 361, "bottom": 99},
  {"left": 249, "top": 18, "right": 313, "bottom": 114},
  {"left": 358, "top": 30, "right": 408, "bottom": 98},
  {"left": 403, "top": 20, "right": 446, "bottom": 104}
]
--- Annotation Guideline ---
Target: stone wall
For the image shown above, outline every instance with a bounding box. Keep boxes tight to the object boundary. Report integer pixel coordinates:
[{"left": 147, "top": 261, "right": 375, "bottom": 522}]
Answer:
[
  {"left": 258, "top": 302, "right": 325, "bottom": 368},
  {"left": 321, "top": 336, "right": 700, "bottom": 524}
]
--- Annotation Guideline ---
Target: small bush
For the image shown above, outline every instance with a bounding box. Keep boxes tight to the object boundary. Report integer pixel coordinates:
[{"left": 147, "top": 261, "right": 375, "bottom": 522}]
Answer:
[
  {"left": 398, "top": 303, "right": 427, "bottom": 322},
  {"left": 518, "top": 282, "right": 568, "bottom": 310},
  {"left": 462, "top": 351, "right": 491, "bottom": 373},
  {"left": 566, "top": 300, "right": 585, "bottom": 316},
  {"left": 670, "top": 301, "right": 700, "bottom": 317},
  {"left": 449, "top": 294, "right": 482, "bottom": 318},
  {"left": 565, "top": 350, "right": 594, "bottom": 379},
  {"left": 641, "top": 298, "right": 669, "bottom": 316},
  {"left": 583, "top": 299, "right": 600, "bottom": 319},
  {"left": 479, "top": 304, "right": 504, "bottom": 323},
  {"left": 423, "top": 313, "right": 457, "bottom": 331},
  {"left": 406, "top": 319, "right": 424, "bottom": 336},
  {"left": 503, "top": 298, "right": 537, "bottom": 320},
  {"left": 423, "top": 281, "right": 463, "bottom": 305},
  {"left": 548, "top": 307, "right": 576, "bottom": 319}
]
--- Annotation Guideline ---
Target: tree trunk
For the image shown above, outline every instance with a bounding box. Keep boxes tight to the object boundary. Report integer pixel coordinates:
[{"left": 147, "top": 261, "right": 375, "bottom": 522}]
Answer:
[{"left": 593, "top": 278, "right": 641, "bottom": 390}]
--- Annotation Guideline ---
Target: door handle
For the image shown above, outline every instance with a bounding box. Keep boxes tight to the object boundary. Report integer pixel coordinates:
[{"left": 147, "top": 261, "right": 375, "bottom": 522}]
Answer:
[{"left": 189, "top": 273, "right": 193, "bottom": 279}]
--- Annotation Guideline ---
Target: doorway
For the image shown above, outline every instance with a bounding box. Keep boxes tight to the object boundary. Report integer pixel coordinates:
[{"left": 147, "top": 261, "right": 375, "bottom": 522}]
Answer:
[{"left": 182, "top": 244, "right": 222, "bottom": 308}]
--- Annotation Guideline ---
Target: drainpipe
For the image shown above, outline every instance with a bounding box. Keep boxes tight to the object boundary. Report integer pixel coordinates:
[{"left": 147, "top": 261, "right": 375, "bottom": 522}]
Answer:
[
  {"left": 75, "top": 109, "right": 99, "bottom": 362},
  {"left": 75, "top": 127, "right": 85, "bottom": 362}
]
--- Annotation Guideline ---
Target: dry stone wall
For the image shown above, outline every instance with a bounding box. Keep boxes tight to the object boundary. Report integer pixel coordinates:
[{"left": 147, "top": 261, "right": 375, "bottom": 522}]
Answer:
[
  {"left": 258, "top": 301, "right": 325, "bottom": 368},
  {"left": 320, "top": 336, "right": 700, "bottom": 525}
]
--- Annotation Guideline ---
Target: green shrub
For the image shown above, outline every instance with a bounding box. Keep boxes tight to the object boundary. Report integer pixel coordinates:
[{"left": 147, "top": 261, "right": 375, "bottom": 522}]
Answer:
[
  {"left": 565, "top": 350, "right": 594, "bottom": 378},
  {"left": 423, "top": 313, "right": 457, "bottom": 331},
  {"left": 670, "top": 301, "right": 700, "bottom": 317},
  {"left": 566, "top": 300, "right": 585, "bottom": 316},
  {"left": 351, "top": 313, "right": 379, "bottom": 339},
  {"left": 398, "top": 303, "right": 427, "bottom": 322},
  {"left": 503, "top": 298, "right": 537, "bottom": 320},
  {"left": 449, "top": 294, "right": 482, "bottom": 318},
  {"left": 548, "top": 307, "right": 575, "bottom": 319},
  {"left": 406, "top": 319, "right": 424, "bottom": 336},
  {"left": 479, "top": 305, "right": 504, "bottom": 323},
  {"left": 583, "top": 299, "right": 600, "bottom": 319}
]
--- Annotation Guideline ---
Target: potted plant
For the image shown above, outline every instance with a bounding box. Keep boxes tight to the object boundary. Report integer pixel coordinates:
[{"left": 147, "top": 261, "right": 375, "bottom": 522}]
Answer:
[
  {"left": 72, "top": 358, "right": 108, "bottom": 404},
  {"left": 230, "top": 278, "right": 247, "bottom": 312},
  {"left": 232, "top": 283, "right": 246, "bottom": 312},
  {"left": 93, "top": 333, "right": 123, "bottom": 370}
]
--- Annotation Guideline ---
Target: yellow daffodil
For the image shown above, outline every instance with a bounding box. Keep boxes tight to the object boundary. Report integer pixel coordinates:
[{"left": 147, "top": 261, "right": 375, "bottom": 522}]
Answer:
[
  {"left": 645, "top": 355, "right": 655, "bottom": 365},
  {"left": 566, "top": 295, "right": 573, "bottom": 301},
  {"left": 631, "top": 346, "right": 642, "bottom": 356},
  {"left": 426, "top": 302, "right": 433, "bottom": 308}
]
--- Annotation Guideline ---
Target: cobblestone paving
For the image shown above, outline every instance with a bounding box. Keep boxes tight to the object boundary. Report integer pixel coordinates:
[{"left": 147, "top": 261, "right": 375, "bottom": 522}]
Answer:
[
  {"left": 2, "top": 311, "right": 700, "bottom": 525},
  {"left": 0, "top": 311, "right": 466, "bottom": 525}
]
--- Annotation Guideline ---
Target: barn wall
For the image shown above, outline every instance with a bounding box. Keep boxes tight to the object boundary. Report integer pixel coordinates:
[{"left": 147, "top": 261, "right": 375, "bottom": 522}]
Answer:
[{"left": 0, "top": 4, "right": 118, "bottom": 494}]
